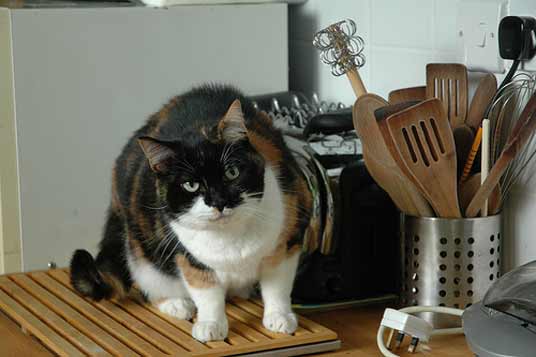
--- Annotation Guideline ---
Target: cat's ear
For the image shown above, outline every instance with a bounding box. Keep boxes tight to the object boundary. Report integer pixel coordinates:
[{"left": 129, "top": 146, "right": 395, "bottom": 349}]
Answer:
[
  {"left": 137, "top": 136, "right": 176, "bottom": 174},
  {"left": 218, "top": 99, "right": 247, "bottom": 142}
]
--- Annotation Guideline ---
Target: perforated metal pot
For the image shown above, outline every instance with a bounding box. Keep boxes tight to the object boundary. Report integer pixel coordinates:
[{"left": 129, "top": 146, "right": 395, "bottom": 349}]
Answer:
[{"left": 401, "top": 214, "right": 502, "bottom": 328}]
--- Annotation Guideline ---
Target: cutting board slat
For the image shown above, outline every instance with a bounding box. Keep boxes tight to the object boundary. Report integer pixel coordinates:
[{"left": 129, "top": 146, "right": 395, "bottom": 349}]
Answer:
[
  {"left": 0, "top": 276, "right": 111, "bottom": 356},
  {"left": 0, "top": 269, "right": 338, "bottom": 357}
]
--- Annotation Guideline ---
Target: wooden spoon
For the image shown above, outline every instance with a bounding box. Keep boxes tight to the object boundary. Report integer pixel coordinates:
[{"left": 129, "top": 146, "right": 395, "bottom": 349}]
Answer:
[
  {"left": 426, "top": 63, "right": 468, "bottom": 129},
  {"left": 385, "top": 98, "right": 462, "bottom": 218},
  {"left": 466, "top": 73, "right": 497, "bottom": 131},
  {"left": 459, "top": 173, "right": 501, "bottom": 216},
  {"left": 353, "top": 94, "right": 433, "bottom": 217},
  {"left": 466, "top": 93, "right": 536, "bottom": 217},
  {"left": 388, "top": 86, "right": 426, "bottom": 104}
]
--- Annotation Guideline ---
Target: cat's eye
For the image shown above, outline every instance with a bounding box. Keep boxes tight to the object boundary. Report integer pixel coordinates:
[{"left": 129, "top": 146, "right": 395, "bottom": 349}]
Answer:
[
  {"left": 182, "top": 181, "right": 200, "bottom": 193},
  {"left": 224, "top": 166, "right": 240, "bottom": 180}
]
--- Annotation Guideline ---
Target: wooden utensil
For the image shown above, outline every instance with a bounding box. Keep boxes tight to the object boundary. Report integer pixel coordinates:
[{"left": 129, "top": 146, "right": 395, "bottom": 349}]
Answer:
[
  {"left": 481, "top": 118, "right": 491, "bottom": 216},
  {"left": 466, "top": 93, "right": 536, "bottom": 217},
  {"left": 453, "top": 125, "right": 474, "bottom": 179},
  {"left": 426, "top": 63, "right": 468, "bottom": 128},
  {"left": 353, "top": 94, "right": 433, "bottom": 216},
  {"left": 388, "top": 86, "right": 426, "bottom": 104},
  {"left": 385, "top": 98, "right": 462, "bottom": 218},
  {"left": 466, "top": 74, "right": 497, "bottom": 131},
  {"left": 459, "top": 173, "right": 501, "bottom": 216}
]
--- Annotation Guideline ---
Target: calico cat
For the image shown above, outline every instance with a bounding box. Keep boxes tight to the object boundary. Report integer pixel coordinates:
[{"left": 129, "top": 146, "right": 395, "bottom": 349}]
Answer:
[{"left": 70, "top": 85, "right": 312, "bottom": 342}]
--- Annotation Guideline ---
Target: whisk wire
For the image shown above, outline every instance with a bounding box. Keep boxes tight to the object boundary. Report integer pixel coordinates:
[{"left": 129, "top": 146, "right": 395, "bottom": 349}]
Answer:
[
  {"left": 313, "top": 19, "right": 366, "bottom": 77},
  {"left": 487, "top": 73, "right": 536, "bottom": 209}
]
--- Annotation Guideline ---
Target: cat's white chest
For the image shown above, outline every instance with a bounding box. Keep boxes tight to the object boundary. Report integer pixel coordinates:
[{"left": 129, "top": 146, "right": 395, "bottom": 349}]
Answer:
[
  {"left": 170, "top": 167, "right": 285, "bottom": 286},
  {"left": 171, "top": 207, "right": 283, "bottom": 276}
]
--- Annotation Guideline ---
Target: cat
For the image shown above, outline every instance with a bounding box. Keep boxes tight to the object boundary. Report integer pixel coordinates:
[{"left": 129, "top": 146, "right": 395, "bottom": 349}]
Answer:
[{"left": 70, "top": 85, "right": 312, "bottom": 342}]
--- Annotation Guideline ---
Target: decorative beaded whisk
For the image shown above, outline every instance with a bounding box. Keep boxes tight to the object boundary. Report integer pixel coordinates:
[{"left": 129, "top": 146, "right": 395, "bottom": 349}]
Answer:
[{"left": 313, "top": 19, "right": 367, "bottom": 98}]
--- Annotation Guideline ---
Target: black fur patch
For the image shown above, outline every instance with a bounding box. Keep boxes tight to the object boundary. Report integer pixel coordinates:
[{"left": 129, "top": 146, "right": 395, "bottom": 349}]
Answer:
[{"left": 70, "top": 249, "right": 113, "bottom": 301}]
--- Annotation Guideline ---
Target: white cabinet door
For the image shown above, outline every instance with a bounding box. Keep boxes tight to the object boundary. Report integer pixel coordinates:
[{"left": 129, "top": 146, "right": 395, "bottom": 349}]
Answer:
[{"left": 9, "top": 4, "right": 288, "bottom": 271}]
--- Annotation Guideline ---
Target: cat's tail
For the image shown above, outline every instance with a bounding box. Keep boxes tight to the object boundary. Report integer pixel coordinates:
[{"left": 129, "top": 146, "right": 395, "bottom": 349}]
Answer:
[{"left": 70, "top": 249, "right": 126, "bottom": 301}]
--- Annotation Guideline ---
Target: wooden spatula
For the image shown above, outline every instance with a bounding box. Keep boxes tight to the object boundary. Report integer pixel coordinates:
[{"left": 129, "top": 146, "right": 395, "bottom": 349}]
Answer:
[
  {"left": 385, "top": 98, "right": 462, "bottom": 218},
  {"left": 459, "top": 173, "right": 501, "bottom": 216},
  {"left": 388, "top": 86, "right": 426, "bottom": 104},
  {"left": 466, "top": 93, "right": 536, "bottom": 217},
  {"left": 466, "top": 74, "right": 497, "bottom": 131},
  {"left": 353, "top": 94, "right": 433, "bottom": 217},
  {"left": 426, "top": 63, "right": 468, "bottom": 129}
]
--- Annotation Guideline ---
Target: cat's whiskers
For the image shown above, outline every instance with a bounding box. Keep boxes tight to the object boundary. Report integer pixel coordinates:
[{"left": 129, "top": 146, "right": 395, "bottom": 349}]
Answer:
[
  {"left": 160, "top": 239, "right": 181, "bottom": 269},
  {"left": 156, "top": 233, "right": 177, "bottom": 262},
  {"left": 144, "top": 226, "right": 171, "bottom": 248},
  {"left": 241, "top": 192, "right": 264, "bottom": 199},
  {"left": 142, "top": 204, "right": 168, "bottom": 210},
  {"left": 175, "top": 161, "right": 196, "bottom": 175},
  {"left": 241, "top": 188, "right": 308, "bottom": 215},
  {"left": 223, "top": 155, "right": 243, "bottom": 166},
  {"left": 220, "top": 142, "right": 233, "bottom": 164},
  {"left": 236, "top": 204, "right": 284, "bottom": 223},
  {"left": 152, "top": 229, "right": 175, "bottom": 261},
  {"left": 148, "top": 223, "right": 175, "bottom": 252}
]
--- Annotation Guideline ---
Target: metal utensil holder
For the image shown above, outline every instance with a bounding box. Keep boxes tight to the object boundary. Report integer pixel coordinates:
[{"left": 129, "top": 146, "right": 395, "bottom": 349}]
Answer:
[{"left": 401, "top": 214, "right": 502, "bottom": 328}]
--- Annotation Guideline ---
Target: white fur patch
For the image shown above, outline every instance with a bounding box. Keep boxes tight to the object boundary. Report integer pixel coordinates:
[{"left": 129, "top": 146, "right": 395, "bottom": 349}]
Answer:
[
  {"left": 259, "top": 252, "right": 300, "bottom": 334},
  {"left": 126, "top": 250, "right": 188, "bottom": 302},
  {"left": 263, "top": 312, "right": 298, "bottom": 334},
  {"left": 171, "top": 166, "right": 285, "bottom": 288},
  {"left": 192, "top": 320, "right": 228, "bottom": 342},
  {"left": 158, "top": 298, "right": 196, "bottom": 320}
]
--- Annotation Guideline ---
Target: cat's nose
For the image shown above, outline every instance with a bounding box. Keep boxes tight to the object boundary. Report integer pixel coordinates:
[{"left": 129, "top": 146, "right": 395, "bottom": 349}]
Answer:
[
  {"left": 214, "top": 203, "right": 225, "bottom": 212},
  {"left": 204, "top": 192, "right": 227, "bottom": 212}
]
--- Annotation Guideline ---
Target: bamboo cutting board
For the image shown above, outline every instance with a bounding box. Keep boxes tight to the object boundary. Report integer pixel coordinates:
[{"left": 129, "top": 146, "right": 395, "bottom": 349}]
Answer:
[{"left": 0, "top": 269, "right": 339, "bottom": 357}]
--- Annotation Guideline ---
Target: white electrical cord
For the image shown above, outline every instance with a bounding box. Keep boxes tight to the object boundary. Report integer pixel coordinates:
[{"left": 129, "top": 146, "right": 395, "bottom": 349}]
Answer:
[{"left": 377, "top": 306, "right": 464, "bottom": 357}]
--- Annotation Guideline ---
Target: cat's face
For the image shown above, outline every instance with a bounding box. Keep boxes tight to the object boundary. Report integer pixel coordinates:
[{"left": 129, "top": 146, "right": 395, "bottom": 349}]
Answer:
[{"left": 139, "top": 100, "right": 266, "bottom": 229}]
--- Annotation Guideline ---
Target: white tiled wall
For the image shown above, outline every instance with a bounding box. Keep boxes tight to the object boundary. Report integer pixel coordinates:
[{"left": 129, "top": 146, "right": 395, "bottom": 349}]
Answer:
[
  {"left": 289, "top": 0, "right": 536, "bottom": 271},
  {"left": 290, "top": 0, "right": 461, "bottom": 104}
]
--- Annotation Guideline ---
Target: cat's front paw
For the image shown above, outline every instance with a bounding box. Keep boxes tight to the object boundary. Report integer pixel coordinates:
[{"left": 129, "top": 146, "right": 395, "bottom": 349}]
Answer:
[
  {"left": 157, "top": 298, "right": 196, "bottom": 320},
  {"left": 192, "top": 320, "right": 228, "bottom": 342},
  {"left": 263, "top": 312, "right": 298, "bottom": 334}
]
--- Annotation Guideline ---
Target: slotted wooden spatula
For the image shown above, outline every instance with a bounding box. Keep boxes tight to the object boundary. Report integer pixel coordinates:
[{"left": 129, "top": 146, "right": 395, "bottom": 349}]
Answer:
[
  {"left": 426, "top": 63, "right": 468, "bottom": 129},
  {"left": 386, "top": 98, "right": 462, "bottom": 218},
  {"left": 353, "top": 94, "right": 433, "bottom": 217}
]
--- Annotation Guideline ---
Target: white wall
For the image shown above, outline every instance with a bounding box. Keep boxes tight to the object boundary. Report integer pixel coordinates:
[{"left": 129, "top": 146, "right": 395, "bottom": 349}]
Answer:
[{"left": 289, "top": 0, "right": 536, "bottom": 271}]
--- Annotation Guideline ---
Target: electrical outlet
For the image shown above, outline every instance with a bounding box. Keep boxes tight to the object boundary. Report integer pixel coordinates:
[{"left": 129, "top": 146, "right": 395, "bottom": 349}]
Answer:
[{"left": 457, "top": 0, "right": 509, "bottom": 73}]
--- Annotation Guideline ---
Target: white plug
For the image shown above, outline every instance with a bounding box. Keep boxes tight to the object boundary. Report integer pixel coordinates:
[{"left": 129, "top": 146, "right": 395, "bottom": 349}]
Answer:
[{"left": 380, "top": 308, "right": 433, "bottom": 353}]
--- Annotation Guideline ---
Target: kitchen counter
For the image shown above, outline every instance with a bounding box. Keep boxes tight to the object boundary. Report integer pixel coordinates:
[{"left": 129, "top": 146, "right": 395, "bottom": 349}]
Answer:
[{"left": 0, "top": 304, "right": 471, "bottom": 356}]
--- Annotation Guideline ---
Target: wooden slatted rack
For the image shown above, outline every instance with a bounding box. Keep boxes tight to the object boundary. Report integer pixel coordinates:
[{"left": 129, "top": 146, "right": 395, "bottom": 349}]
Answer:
[{"left": 0, "top": 269, "right": 338, "bottom": 356}]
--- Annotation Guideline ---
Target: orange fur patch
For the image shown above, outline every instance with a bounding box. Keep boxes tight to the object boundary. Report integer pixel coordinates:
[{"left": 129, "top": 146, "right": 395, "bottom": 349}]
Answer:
[
  {"left": 176, "top": 255, "right": 217, "bottom": 289},
  {"left": 127, "top": 234, "right": 145, "bottom": 260},
  {"left": 129, "top": 169, "right": 153, "bottom": 241},
  {"left": 100, "top": 272, "right": 127, "bottom": 300},
  {"left": 257, "top": 111, "right": 273, "bottom": 125},
  {"left": 247, "top": 131, "right": 282, "bottom": 166}
]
